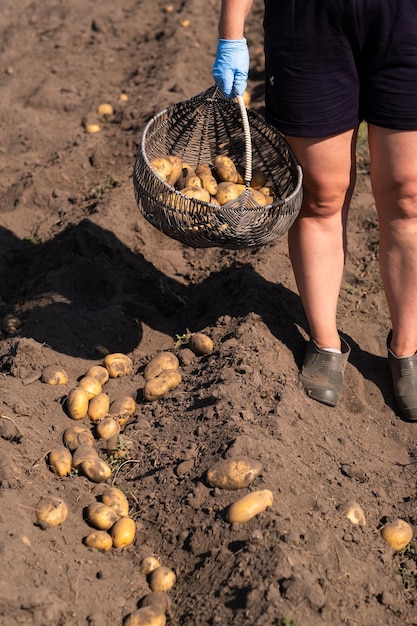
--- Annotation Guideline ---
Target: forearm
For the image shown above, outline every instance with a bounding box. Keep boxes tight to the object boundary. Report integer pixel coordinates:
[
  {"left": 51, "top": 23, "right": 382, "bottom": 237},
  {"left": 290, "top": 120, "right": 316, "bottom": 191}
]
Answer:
[{"left": 218, "top": 0, "right": 253, "bottom": 40}]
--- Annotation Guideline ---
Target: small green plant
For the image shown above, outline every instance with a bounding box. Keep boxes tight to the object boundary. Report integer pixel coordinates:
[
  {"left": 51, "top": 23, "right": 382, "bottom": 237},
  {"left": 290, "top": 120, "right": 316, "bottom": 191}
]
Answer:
[
  {"left": 174, "top": 332, "right": 191, "bottom": 348},
  {"left": 277, "top": 616, "right": 297, "bottom": 626},
  {"left": 90, "top": 177, "right": 118, "bottom": 198}
]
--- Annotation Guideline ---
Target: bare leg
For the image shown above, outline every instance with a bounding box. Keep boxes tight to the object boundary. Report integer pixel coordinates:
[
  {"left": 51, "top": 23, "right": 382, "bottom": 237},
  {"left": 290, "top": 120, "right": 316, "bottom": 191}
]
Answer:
[
  {"left": 286, "top": 129, "right": 358, "bottom": 349},
  {"left": 368, "top": 125, "right": 417, "bottom": 357}
]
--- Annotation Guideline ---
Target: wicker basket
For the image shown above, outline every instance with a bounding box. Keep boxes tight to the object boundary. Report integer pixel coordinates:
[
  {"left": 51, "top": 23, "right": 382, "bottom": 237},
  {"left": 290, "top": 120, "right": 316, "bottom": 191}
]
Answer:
[{"left": 133, "top": 86, "right": 303, "bottom": 249}]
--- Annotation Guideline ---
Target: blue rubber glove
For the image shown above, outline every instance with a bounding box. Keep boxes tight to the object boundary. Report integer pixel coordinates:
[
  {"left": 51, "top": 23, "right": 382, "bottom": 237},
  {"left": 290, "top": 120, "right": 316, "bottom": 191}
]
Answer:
[{"left": 213, "top": 38, "right": 249, "bottom": 98}]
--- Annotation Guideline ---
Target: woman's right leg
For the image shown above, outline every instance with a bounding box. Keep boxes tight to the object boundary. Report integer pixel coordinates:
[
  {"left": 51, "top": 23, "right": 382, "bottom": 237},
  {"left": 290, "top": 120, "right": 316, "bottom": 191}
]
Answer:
[
  {"left": 285, "top": 129, "right": 357, "bottom": 405},
  {"left": 287, "top": 129, "right": 357, "bottom": 349}
]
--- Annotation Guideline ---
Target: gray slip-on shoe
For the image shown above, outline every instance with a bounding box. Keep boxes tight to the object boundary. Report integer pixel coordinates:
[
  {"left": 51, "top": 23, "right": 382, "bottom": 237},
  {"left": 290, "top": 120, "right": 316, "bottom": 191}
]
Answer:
[
  {"left": 387, "top": 331, "right": 417, "bottom": 422},
  {"left": 299, "top": 337, "right": 350, "bottom": 407}
]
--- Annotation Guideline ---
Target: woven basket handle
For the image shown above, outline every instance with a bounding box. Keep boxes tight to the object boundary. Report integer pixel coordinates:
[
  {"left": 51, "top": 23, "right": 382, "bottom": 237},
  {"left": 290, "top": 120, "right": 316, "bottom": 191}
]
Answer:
[{"left": 235, "top": 94, "right": 253, "bottom": 186}]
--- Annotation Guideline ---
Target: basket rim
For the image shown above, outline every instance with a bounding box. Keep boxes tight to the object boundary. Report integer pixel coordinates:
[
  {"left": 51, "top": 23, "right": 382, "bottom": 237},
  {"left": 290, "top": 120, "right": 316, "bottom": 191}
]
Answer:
[{"left": 139, "top": 87, "right": 303, "bottom": 212}]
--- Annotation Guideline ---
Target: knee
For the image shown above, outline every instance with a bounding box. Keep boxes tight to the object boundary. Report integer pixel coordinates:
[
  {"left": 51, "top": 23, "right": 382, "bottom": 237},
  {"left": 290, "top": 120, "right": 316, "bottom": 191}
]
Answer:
[
  {"left": 301, "top": 174, "right": 353, "bottom": 218},
  {"left": 376, "top": 180, "right": 417, "bottom": 221}
]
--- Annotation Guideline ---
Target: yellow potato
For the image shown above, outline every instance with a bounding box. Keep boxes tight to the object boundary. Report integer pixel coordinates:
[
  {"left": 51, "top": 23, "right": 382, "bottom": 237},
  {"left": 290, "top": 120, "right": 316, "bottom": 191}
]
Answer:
[
  {"left": 87, "top": 392, "right": 110, "bottom": 422},
  {"left": 62, "top": 425, "right": 95, "bottom": 451},
  {"left": 143, "top": 369, "right": 182, "bottom": 402},
  {"left": 85, "top": 501, "right": 120, "bottom": 530},
  {"left": 380, "top": 519, "right": 413, "bottom": 551},
  {"left": 110, "top": 516, "right": 136, "bottom": 549},
  {"left": 227, "top": 489, "right": 273, "bottom": 524},
  {"left": 97, "top": 103, "right": 113, "bottom": 116},
  {"left": 177, "top": 164, "right": 202, "bottom": 190},
  {"left": 337, "top": 500, "right": 367, "bottom": 526},
  {"left": 214, "top": 155, "right": 238, "bottom": 183},
  {"left": 140, "top": 555, "right": 161, "bottom": 575},
  {"left": 101, "top": 486, "right": 129, "bottom": 517},
  {"left": 66, "top": 388, "right": 89, "bottom": 420},
  {"left": 48, "top": 446, "right": 73, "bottom": 477},
  {"left": 85, "top": 365, "right": 109, "bottom": 385},
  {"left": 148, "top": 566, "right": 176, "bottom": 592},
  {"left": 78, "top": 376, "right": 102, "bottom": 399},
  {"left": 139, "top": 591, "right": 170, "bottom": 612},
  {"left": 109, "top": 395, "right": 136, "bottom": 425},
  {"left": 206, "top": 457, "right": 262, "bottom": 490},
  {"left": 95, "top": 416, "right": 121, "bottom": 440},
  {"left": 80, "top": 457, "right": 112, "bottom": 483},
  {"left": 195, "top": 164, "right": 218, "bottom": 196},
  {"left": 72, "top": 444, "right": 99, "bottom": 469},
  {"left": 124, "top": 607, "right": 166, "bottom": 626},
  {"left": 41, "top": 365, "right": 69, "bottom": 385},
  {"left": 248, "top": 187, "right": 268, "bottom": 206},
  {"left": 188, "top": 332, "right": 213, "bottom": 356},
  {"left": 36, "top": 497, "right": 68, "bottom": 528},
  {"left": 180, "top": 186, "right": 211, "bottom": 203},
  {"left": 103, "top": 353, "right": 133, "bottom": 378},
  {"left": 144, "top": 352, "right": 179, "bottom": 381},
  {"left": 150, "top": 155, "right": 182, "bottom": 187},
  {"left": 84, "top": 531, "right": 113, "bottom": 552},
  {"left": 215, "top": 182, "right": 245, "bottom": 205}
]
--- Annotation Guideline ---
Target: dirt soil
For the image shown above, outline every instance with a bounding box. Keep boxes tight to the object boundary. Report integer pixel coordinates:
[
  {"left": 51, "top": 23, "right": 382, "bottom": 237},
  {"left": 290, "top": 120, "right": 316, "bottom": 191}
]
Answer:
[{"left": 1, "top": 1, "right": 417, "bottom": 625}]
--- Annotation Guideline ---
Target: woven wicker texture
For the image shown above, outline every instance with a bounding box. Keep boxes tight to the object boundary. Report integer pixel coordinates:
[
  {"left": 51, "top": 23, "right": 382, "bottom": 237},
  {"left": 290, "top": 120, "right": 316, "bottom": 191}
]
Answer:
[{"left": 133, "top": 86, "right": 303, "bottom": 249}]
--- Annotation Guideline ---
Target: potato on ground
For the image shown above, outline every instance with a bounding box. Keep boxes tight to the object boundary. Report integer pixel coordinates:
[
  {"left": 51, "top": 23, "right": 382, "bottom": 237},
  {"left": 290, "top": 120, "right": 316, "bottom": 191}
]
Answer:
[
  {"left": 63, "top": 424, "right": 95, "bottom": 451},
  {"left": 80, "top": 456, "right": 112, "bottom": 483},
  {"left": 124, "top": 607, "right": 166, "bottom": 626},
  {"left": 148, "top": 566, "right": 176, "bottom": 592},
  {"left": 84, "top": 531, "right": 113, "bottom": 552},
  {"left": 85, "top": 365, "right": 109, "bottom": 385},
  {"left": 188, "top": 332, "right": 213, "bottom": 356},
  {"left": 36, "top": 497, "right": 68, "bottom": 528},
  {"left": 380, "top": 518, "right": 413, "bottom": 551},
  {"left": 206, "top": 456, "right": 262, "bottom": 490},
  {"left": 85, "top": 501, "right": 120, "bottom": 530},
  {"left": 110, "top": 516, "right": 136, "bottom": 548},
  {"left": 41, "top": 365, "right": 68, "bottom": 385},
  {"left": 87, "top": 392, "right": 110, "bottom": 422},
  {"left": 66, "top": 388, "right": 89, "bottom": 420},
  {"left": 227, "top": 489, "right": 273, "bottom": 524},
  {"left": 48, "top": 446, "right": 73, "bottom": 477},
  {"left": 143, "top": 369, "right": 182, "bottom": 402},
  {"left": 101, "top": 486, "right": 130, "bottom": 517},
  {"left": 72, "top": 444, "right": 99, "bottom": 469},
  {"left": 95, "top": 416, "right": 120, "bottom": 440},
  {"left": 144, "top": 352, "right": 179, "bottom": 381},
  {"left": 103, "top": 352, "right": 133, "bottom": 378}
]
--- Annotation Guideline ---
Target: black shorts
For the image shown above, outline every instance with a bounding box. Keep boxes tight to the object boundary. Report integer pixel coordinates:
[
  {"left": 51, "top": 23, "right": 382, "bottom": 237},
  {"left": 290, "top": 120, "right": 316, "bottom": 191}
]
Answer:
[{"left": 263, "top": 0, "right": 417, "bottom": 137}]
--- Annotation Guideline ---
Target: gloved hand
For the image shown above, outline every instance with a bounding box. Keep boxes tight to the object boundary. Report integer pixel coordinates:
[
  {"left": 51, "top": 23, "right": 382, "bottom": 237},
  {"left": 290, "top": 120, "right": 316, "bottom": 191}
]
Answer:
[{"left": 213, "top": 38, "right": 249, "bottom": 98}]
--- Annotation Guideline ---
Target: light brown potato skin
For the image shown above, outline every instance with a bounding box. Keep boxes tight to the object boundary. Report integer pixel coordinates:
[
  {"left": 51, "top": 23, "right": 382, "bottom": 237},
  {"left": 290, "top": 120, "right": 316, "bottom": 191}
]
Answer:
[
  {"left": 206, "top": 457, "right": 262, "bottom": 490},
  {"left": 84, "top": 531, "right": 113, "bottom": 552},
  {"left": 148, "top": 566, "right": 176, "bottom": 592},
  {"left": 195, "top": 164, "right": 218, "bottom": 196},
  {"left": 188, "top": 333, "right": 213, "bottom": 356},
  {"left": 95, "top": 416, "right": 121, "bottom": 440},
  {"left": 72, "top": 444, "right": 99, "bottom": 469},
  {"left": 236, "top": 167, "right": 268, "bottom": 190},
  {"left": 143, "top": 369, "right": 182, "bottom": 402},
  {"left": 101, "top": 486, "right": 129, "bottom": 517},
  {"left": 88, "top": 392, "right": 110, "bottom": 422},
  {"left": 103, "top": 353, "right": 133, "bottom": 378},
  {"left": 124, "top": 607, "right": 166, "bottom": 626},
  {"left": 380, "top": 519, "right": 413, "bottom": 551},
  {"left": 215, "top": 182, "right": 245, "bottom": 205},
  {"left": 36, "top": 497, "right": 68, "bottom": 527},
  {"left": 180, "top": 186, "right": 211, "bottom": 203},
  {"left": 78, "top": 376, "right": 102, "bottom": 399},
  {"left": 66, "top": 388, "right": 89, "bottom": 420},
  {"left": 86, "top": 365, "right": 109, "bottom": 385},
  {"left": 177, "top": 165, "right": 202, "bottom": 190},
  {"left": 214, "top": 155, "right": 238, "bottom": 183},
  {"left": 48, "top": 446, "right": 73, "bottom": 477},
  {"left": 227, "top": 489, "right": 273, "bottom": 524},
  {"left": 144, "top": 352, "right": 179, "bottom": 381},
  {"left": 80, "top": 457, "right": 112, "bottom": 483},
  {"left": 41, "top": 365, "right": 68, "bottom": 385},
  {"left": 63, "top": 425, "right": 95, "bottom": 451},
  {"left": 85, "top": 501, "right": 120, "bottom": 530},
  {"left": 110, "top": 516, "right": 136, "bottom": 549}
]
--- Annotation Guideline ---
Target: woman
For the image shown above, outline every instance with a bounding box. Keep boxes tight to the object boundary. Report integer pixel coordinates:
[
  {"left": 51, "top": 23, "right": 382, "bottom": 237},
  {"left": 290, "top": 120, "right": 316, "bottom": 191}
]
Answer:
[{"left": 213, "top": 0, "right": 417, "bottom": 421}]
